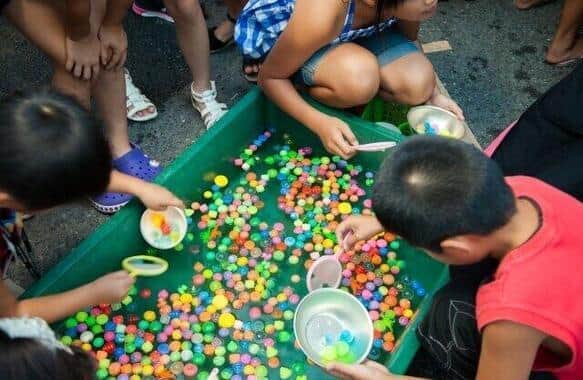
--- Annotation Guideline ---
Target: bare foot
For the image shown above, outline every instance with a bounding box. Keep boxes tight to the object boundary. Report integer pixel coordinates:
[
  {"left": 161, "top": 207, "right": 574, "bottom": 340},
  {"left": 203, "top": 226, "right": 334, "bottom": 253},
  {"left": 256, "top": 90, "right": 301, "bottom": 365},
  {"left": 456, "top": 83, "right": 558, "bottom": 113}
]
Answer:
[
  {"left": 214, "top": 18, "right": 234, "bottom": 42},
  {"left": 514, "top": 0, "right": 555, "bottom": 10},
  {"left": 244, "top": 63, "right": 262, "bottom": 81},
  {"left": 546, "top": 36, "right": 583, "bottom": 65}
]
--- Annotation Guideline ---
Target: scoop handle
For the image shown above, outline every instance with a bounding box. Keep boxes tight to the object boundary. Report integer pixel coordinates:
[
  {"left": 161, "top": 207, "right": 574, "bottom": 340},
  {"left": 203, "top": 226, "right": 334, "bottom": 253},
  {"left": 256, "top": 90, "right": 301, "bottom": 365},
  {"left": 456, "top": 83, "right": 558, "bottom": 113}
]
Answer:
[{"left": 353, "top": 141, "right": 397, "bottom": 152}]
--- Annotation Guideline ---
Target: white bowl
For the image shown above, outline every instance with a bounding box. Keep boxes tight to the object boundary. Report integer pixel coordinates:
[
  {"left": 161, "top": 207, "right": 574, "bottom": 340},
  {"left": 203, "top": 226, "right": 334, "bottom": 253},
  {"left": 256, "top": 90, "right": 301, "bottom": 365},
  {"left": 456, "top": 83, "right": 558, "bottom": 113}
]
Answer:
[
  {"left": 293, "top": 288, "right": 374, "bottom": 367},
  {"left": 140, "top": 207, "right": 187, "bottom": 250},
  {"left": 407, "top": 105, "right": 465, "bottom": 139}
]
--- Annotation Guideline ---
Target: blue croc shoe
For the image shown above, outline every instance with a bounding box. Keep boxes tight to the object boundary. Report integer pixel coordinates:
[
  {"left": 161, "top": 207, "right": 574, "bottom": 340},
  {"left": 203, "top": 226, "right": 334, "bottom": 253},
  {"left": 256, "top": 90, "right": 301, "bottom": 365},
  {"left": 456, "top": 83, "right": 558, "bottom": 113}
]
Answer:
[{"left": 90, "top": 144, "right": 162, "bottom": 214}]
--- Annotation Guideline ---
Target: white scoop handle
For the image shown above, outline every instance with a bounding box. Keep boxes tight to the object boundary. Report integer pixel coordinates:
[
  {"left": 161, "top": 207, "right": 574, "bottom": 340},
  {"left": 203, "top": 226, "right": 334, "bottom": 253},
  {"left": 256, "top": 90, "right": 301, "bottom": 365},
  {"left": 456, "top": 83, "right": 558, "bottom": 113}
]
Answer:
[{"left": 354, "top": 141, "right": 397, "bottom": 152}]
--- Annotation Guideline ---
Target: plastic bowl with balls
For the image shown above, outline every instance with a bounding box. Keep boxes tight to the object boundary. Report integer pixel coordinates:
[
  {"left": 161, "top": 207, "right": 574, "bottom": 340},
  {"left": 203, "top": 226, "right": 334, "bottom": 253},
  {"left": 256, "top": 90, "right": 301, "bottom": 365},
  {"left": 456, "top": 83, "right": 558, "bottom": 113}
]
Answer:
[
  {"left": 293, "top": 288, "right": 374, "bottom": 368},
  {"left": 407, "top": 105, "right": 465, "bottom": 139}
]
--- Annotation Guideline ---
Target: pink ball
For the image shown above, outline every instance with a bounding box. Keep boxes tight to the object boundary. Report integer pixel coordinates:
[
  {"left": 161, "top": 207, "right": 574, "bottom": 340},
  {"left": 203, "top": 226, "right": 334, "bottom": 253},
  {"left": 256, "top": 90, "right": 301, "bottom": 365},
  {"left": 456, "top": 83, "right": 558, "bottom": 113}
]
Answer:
[
  {"left": 118, "top": 354, "right": 130, "bottom": 364},
  {"left": 249, "top": 307, "right": 262, "bottom": 320},
  {"left": 369, "top": 310, "right": 380, "bottom": 321},
  {"left": 104, "top": 331, "right": 115, "bottom": 342},
  {"left": 362, "top": 290, "right": 373, "bottom": 300},
  {"left": 158, "top": 290, "right": 169, "bottom": 299},
  {"left": 241, "top": 354, "right": 251, "bottom": 364}
]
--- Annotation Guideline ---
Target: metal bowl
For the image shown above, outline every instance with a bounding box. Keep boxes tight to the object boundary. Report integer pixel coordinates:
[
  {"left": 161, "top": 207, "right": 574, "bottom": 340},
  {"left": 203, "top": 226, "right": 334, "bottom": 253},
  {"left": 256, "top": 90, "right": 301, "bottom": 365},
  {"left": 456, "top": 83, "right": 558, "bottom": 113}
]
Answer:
[
  {"left": 140, "top": 206, "right": 187, "bottom": 250},
  {"left": 293, "top": 288, "right": 373, "bottom": 367},
  {"left": 407, "top": 105, "right": 465, "bottom": 139}
]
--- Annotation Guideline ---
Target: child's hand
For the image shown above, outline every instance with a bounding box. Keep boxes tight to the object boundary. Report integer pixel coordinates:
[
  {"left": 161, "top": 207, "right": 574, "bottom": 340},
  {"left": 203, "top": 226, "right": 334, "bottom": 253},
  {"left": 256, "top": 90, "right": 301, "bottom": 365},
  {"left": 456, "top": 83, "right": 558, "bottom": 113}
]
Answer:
[
  {"left": 327, "top": 361, "right": 397, "bottom": 380},
  {"left": 65, "top": 34, "right": 101, "bottom": 80},
  {"left": 427, "top": 92, "right": 465, "bottom": 121},
  {"left": 98, "top": 24, "right": 128, "bottom": 70},
  {"left": 136, "top": 182, "right": 185, "bottom": 211},
  {"left": 89, "top": 271, "right": 135, "bottom": 305},
  {"left": 317, "top": 117, "right": 358, "bottom": 159},
  {"left": 336, "top": 215, "right": 384, "bottom": 251}
]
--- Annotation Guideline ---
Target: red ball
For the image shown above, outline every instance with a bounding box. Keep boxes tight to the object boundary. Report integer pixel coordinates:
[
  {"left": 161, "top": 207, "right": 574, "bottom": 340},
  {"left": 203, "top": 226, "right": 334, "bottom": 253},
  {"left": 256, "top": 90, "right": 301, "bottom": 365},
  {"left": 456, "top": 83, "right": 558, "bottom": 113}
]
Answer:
[
  {"left": 140, "top": 288, "right": 152, "bottom": 299},
  {"left": 103, "top": 341, "right": 115, "bottom": 354},
  {"left": 112, "top": 315, "right": 124, "bottom": 324}
]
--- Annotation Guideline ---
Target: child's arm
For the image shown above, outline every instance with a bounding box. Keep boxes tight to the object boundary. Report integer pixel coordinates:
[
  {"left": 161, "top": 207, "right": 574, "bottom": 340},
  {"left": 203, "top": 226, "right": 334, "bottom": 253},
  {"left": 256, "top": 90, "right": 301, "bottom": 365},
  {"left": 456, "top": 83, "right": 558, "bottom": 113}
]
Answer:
[
  {"left": 99, "top": 0, "right": 133, "bottom": 69},
  {"left": 0, "top": 271, "right": 134, "bottom": 323},
  {"left": 335, "top": 215, "right": 385, "bottom": 250},
  {"left": 65, "top": 0, "right": 101, "bottom": 80},
  {"left": 108, "top": 170, "right": 185, "bottom": 210},
  {"left": 258, "top": 0, "right": 358, "bottom": 159},
  {"left": 477, "top": 321, "right": 545, "bottom": 380}
]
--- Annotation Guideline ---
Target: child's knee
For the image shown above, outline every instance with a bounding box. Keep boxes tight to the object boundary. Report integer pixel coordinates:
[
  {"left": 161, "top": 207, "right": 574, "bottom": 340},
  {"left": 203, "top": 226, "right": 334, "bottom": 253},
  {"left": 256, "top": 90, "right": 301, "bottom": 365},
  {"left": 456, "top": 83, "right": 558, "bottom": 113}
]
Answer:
[
  {"left": 406, "top": 66, "right": 435, "bottom": 105},
  {"left": 335, "top": 56, "right": 380, "bottom": 106}
]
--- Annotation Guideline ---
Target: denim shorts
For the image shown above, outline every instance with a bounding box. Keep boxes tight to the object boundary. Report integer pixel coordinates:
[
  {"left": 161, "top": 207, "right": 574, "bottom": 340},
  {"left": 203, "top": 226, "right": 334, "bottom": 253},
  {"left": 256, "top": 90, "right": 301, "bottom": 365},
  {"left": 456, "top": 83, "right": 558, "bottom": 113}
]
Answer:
[{"left": 298, "top": 28, "right": 419, "bottom": 86}]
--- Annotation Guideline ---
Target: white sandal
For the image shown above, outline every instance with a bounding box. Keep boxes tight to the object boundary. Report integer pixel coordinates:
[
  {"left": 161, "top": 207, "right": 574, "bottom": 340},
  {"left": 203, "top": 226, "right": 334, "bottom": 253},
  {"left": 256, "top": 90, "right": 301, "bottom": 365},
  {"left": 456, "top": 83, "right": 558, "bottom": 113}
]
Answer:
[
  {"left": 125, "top": 69, "right": 158, "bottom": 122},
  {"left": 191, "top": 81, "right": 228, "bottom": 129}
]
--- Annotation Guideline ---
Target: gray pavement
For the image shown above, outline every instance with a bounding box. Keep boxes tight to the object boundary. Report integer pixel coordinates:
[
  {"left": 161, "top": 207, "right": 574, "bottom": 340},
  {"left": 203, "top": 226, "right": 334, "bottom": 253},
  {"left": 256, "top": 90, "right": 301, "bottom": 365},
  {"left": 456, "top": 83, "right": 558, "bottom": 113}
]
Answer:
[{"left": 1, "top": 0, "right": 575, "bottom": 288}]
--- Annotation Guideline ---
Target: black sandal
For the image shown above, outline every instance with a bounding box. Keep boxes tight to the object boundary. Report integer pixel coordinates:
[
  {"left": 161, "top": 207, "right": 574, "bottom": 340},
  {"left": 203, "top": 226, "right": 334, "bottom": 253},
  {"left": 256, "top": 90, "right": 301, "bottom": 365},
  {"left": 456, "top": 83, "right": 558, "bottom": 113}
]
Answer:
[
  {"left": 242, "top": 57, "right": 265, "bottom": 83},
  {"left": 208, "top": 13, "right": 236, "bottom": 54}
]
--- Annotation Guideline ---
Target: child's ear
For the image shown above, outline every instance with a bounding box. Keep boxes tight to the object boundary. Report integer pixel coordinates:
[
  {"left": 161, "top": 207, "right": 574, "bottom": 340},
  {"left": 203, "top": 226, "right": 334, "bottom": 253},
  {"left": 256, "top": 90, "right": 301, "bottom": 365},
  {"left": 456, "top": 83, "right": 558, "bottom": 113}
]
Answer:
[{"left": 440, "top": 236, "right": 473, "bottom": 257}]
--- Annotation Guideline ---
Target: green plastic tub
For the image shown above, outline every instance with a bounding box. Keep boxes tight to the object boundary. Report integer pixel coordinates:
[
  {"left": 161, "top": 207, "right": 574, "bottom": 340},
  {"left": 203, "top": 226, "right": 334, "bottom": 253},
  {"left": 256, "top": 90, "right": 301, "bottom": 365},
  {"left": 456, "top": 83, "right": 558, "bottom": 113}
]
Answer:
[
  {"left": 361, "top": 97, "right": 415, "bottom": 136},
  {"left": 23, "top": 88, "right": 448, "bottom": 377}
]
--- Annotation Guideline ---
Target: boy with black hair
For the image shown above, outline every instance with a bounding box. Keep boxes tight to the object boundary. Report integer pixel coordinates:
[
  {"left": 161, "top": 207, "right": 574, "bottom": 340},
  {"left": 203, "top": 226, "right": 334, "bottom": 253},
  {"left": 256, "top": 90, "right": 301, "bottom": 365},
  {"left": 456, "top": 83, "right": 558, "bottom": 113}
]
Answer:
[
  {"left": 333, "top": 135, "right": 583, "bottom": 380},
  {"left": 0, "top": 90, "right": 183, "bottom": 323}
]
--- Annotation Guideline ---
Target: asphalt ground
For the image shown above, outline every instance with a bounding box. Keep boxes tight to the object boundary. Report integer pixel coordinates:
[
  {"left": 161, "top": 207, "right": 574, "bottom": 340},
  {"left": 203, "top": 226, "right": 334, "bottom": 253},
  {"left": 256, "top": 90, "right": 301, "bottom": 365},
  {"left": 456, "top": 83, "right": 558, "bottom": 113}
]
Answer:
[{"left": 0, "top": 0, "right": 575, "bottom": 288}]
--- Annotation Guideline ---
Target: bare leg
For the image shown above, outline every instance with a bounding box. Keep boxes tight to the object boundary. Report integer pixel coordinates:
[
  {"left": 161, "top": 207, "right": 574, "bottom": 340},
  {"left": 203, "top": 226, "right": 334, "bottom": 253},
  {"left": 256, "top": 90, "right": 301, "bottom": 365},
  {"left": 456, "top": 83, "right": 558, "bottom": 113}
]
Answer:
[
  {"left": 546, "top": 0, "right": 583, "bottom": 64},
  {"left": 163, "top": 0, "right": 210, "bottom": 91},
  {"left": 377, "top": 52, "right": 435, "bottom": 105},
  {"left": 89, "top": 0, "right": 131, "bottom": 158},
  {"left": 3, "top": 0, "right": 91, "bottom": 107},
  {"left": 308, "top": 44, "right": 380, "bottom": 108}
]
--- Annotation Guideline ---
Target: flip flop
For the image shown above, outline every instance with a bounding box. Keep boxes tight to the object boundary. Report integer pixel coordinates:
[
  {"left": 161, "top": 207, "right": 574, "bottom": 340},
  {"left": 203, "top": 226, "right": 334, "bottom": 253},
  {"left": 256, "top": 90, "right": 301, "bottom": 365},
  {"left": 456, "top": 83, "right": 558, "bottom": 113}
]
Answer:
[
  {"left": 545, "top": 56, "right": 583, "bottom": 67},
  {"left": 132, "top": 1, "right": 174, "bottom": 23}
]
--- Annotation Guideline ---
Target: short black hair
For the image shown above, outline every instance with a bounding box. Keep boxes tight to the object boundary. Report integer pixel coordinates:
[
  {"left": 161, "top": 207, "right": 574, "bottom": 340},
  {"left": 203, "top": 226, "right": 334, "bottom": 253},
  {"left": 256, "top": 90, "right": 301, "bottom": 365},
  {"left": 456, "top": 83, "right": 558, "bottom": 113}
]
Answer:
[
  {"left": 372, "top": 136, "right": 517, "bottom": 252},
  {"left": 0, "top": 329, "right": 95, "bottom": 380},
  {"left": 0, "top": 90, "right": 112, "bottom": 209}
]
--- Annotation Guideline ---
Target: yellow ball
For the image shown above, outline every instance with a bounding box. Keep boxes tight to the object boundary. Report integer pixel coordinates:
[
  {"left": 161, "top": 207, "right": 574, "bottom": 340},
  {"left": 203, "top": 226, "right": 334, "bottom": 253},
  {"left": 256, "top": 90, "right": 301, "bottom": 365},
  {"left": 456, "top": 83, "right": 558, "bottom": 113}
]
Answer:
[
  {"left": 403, "top": 309, "right": 414, "bottom": 318},
  {"left": 338, "top": 202, "right": 352, "bottom": 215},
  {"left": 179, "top": 294, "right": 193, "bottom": 304},
  {"left": 218, "top": 312, "right": 236, "bottom": 328},
  {"left": 212, "top": 294, "right": 229, "bottom": 310},
  {"left": 143, "top": 311, "right": 156, "bottom": 322},
  {"left": 214, "top": 175, "right": 229, "bottom": 188},
  {"left": 142, "top": 365, "right": 154, "bottom": 376}
]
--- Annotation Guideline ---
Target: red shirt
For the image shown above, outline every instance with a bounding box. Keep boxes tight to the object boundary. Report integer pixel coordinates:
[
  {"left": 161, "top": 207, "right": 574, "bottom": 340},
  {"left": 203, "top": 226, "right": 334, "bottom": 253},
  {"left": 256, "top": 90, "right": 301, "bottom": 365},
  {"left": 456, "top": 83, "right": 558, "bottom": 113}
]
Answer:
[{"left": 477, "top": 176, "right": 583, "bottom": 379}]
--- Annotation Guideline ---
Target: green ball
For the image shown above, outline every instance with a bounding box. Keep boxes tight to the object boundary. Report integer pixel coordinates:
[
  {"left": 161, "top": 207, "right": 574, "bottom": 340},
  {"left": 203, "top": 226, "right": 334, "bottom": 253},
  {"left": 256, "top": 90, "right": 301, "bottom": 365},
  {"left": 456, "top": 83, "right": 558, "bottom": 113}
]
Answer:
[
  {"left": 138, "top": 320, "right": 149, "bottom": 331},
  {"left": 277, "top": 331, "right": 292, "bottom": 343},
  {"left": 125, "top": 343, "right": 136, "bottom": 354},
  {"left": 213, "top": 355, "right": 225, "bottom": 366},
  {"left": 170, "top": 351, "right": 181, "bottom": 362},
  {"left": 292, "top": 362, "right": 306, "bottom": 374},
  {"left": 193, "top": 352, "right": 206, "bottom": 365},
  {"left": 96, "top": 314, "right": 108, "bottom": 325},
  {"left": 202, "top": 322, "right": 215, "bottom": 334},
  {"left": 92, "top": 337, "right": 104, "bottom": 348},
  {"left": 91, "top": 325, "right": 104, "bottom": 335},
  {"left": 149, "top": 321, "right": 163, "bottom": 333},
  {"left": 60, "top": 336, "right": 73, "bottom": 346},
  {"left": 227, "top": 341, "right": 238, "bottom": 352},
  {"left": 96, "top": 368, "right": 108, "bottom": 379},
  {"left": 196, "top": 371, "right": 209, "bottom": 380},
  {"left": 75, "top": 311, "right": 88, "bottom": 323},
  {"left": 85, "top": 316, "right": 96, "bottom": 327}
]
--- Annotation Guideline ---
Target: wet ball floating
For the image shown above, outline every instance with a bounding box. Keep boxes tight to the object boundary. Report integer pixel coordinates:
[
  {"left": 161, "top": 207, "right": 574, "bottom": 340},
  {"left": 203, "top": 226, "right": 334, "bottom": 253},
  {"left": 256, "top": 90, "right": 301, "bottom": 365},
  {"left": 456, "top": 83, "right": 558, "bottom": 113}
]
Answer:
[{"left": 59, "top": 129, "right": 426, "bottom": 379}]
